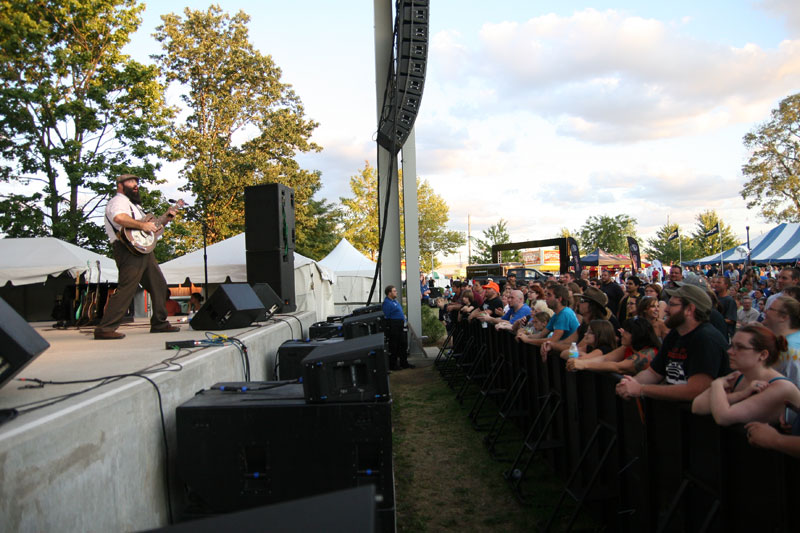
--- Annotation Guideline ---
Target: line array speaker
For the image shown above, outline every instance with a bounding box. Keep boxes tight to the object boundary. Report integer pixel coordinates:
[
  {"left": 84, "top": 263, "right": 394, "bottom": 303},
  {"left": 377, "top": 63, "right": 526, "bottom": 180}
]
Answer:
[{"left": 376, "top": 0, "right": 429, "bottom": 153}]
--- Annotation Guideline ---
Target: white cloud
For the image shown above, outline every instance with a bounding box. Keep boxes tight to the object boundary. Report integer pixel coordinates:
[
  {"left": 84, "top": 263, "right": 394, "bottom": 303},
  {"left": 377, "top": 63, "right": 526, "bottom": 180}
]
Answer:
[{"left": 430, "top": 9, "right": 800, "bottom": 143}]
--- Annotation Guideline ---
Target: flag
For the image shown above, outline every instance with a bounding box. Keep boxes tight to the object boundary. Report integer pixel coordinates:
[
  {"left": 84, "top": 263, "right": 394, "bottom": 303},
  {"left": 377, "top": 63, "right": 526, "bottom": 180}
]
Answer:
[
  {"left": 705, "top": 223, "right": 720, "bottom": 238},
  {"left": 667, "top": 228, "right": 679, "bottom": 242},
  {"left": 568, "top": 237, "right": 582, "bottom": 276},
  {"left": 627, "top": 237, "right": 641, "bottom": 272}
]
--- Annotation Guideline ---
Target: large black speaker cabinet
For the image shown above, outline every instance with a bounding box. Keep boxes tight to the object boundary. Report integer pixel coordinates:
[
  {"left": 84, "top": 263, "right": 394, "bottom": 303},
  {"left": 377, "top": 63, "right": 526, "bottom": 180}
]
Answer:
[
  {"left": 302, "top": 334, "right": 389, "bottom": 403},
  {"left": 342, "top": 311, "right": 385, "bottom": 340},
  {"left": 190, "top": 284, "right": 265, "bottom": 331},
  {"left": 244, "top": 183, "right": 295, "bottom": 253},
  {"left": 0, "top": 297, "right": 50, "bottom": 389},
  {"left": 157, "top": 486, "right": 379, "bottom": 533},
  {"left": 176, "top": 383, "right": 394, "bottom": 532},
  {"left": 246, "top": 250, "right": 296, "bottom": 312},
  {"left": 276, "top": 338, "right": 343, "bottom": 380}
]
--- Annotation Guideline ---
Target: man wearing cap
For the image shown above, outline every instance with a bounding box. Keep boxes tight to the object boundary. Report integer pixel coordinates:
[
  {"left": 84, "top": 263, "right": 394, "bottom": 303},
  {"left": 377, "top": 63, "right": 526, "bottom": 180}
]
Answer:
[
  {"left": 94, "top": 174, "right": 180, "bottom": 339},
  {"left": 471, "top": 285, "right": 505, "bottom": 322},
  {"left": 616, "top": 284, "right": 728, "bottom": 402}
]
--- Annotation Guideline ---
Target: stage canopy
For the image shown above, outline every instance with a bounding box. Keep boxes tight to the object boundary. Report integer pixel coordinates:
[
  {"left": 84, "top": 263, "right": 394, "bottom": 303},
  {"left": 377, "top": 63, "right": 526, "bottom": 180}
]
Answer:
[
  {"left": 579, "top": 248, "right": 632, "bottom": 267},
  {"left": 0, "top": 237, "right": 119, "bottom": 286},
  {"left": 683, "top": 223, "right": 798, "bottom": 266}
]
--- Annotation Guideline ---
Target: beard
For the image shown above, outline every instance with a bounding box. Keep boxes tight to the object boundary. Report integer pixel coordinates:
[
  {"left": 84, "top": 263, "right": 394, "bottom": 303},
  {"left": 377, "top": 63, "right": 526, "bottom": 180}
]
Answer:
[
  {"left": 665, "top": 308, "right": 685, "bottom": 329},
  {"left": 122, "top": 184, "right": 142, "bottom": 205}
]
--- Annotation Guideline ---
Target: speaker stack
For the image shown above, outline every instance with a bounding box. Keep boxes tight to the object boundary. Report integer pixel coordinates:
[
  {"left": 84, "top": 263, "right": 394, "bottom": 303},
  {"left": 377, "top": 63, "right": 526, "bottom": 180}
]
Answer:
[
  {"left": 377, "top": 0, "right": 429, "bottom": 153},
  {"left": 244, "top": 183, "right": 296, "bottom": 312}
]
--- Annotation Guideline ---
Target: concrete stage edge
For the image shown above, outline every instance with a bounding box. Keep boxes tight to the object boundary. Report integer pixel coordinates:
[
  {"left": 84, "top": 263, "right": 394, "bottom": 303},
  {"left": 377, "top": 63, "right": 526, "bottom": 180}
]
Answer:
[{"left": 0, "top": 312, "right": 316, "bottom": 533}]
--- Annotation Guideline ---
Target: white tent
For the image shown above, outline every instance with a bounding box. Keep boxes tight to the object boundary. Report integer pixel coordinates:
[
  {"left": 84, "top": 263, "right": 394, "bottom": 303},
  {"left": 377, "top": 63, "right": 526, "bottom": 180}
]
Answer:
[
  {"left": 319, "top": 239, "right": 377, "bottom": 315},
  {"left": 158, "top": 233, "right": 335, "bottom": 320},
  {"left": 0, "top": 237, "right": 119, "bottom": 286}
]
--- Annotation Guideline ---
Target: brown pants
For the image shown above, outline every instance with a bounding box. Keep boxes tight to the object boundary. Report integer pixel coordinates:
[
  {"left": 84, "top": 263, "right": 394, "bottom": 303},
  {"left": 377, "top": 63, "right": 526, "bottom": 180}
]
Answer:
[{"left": 95, "top": 241, "right": 170, "bottom": 333}]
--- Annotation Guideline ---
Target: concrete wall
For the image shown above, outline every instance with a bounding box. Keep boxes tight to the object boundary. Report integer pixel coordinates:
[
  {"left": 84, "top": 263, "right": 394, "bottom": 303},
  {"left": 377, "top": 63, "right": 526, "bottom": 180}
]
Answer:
[{"left": 0, "top": 312, "right": 316, "bottom": 532}]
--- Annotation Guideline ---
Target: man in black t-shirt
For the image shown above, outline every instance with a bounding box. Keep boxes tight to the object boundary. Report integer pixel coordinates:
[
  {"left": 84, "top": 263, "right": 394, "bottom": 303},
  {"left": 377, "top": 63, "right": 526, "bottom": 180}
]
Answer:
[
  {"left": 714, "top": 276, "right": 737, "bottom": 341},
  {"left": 617, "top": 284, "right": 729, "bottom": 402},
  {"left": 470, "top": 285, "right": 504, "bottom": 322},
  {"left": 599, "top": 269, "right": 624, "bottom": 319}
]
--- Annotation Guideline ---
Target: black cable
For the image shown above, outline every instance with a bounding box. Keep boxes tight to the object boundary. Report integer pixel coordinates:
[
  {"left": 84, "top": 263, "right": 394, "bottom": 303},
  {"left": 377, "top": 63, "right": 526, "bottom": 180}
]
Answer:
[
  {"left": 275, "top": 313, "right": 304, "bottom": 338},
  {"left": 269, "top": 317, "right": 295, "bottom": 339}
]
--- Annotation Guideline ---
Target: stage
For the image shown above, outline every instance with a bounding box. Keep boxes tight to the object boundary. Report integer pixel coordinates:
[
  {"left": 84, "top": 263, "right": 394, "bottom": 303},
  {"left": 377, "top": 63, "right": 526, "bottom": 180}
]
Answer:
[{"left": 0, "top": 313, "right": 316, "bottom": 532}]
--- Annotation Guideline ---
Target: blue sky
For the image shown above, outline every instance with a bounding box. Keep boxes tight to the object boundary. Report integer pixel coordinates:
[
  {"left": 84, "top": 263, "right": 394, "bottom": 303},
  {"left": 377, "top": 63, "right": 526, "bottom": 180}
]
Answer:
[{"left": 124, "top": 0, "right": 800, "bottom": 259}]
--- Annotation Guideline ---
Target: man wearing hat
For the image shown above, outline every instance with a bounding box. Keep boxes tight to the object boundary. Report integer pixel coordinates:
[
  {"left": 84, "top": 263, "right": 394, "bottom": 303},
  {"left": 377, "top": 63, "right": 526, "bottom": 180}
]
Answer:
[
  {"left": 616, "top": 283, "right": 728, "bottom": 402},
  {"left": 94, "top": 174, "right": 180, "bottom": 339}
]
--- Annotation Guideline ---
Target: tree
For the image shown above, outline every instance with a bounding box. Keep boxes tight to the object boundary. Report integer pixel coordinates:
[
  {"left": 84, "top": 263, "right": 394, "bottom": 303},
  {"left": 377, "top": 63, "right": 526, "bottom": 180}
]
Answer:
[
  {"left": 414, "top": 179, "right": 465, "bottom": 272},
  {"left": 295, "top": 183, "right": 340, "bottom": 260},
  {"left": 154, "top": 6, "right": 321, "bottom": 249},
  {"left": 0, "top": 0, "right": 173, "bottom": 252},
  {"left": 338, "top": 162, "right": 465, "bottom": 268},
  {"left": 741, "top": 93, "right": 800, "bottom": 222},
  {"left": 644, "top": 223, "right": 695, "bottom": 265},
  {"left": 689, "top": 210, "right": 738, "bottom": 259},
  {"left": 469, "top": 219, "right": 521, "bottom": 264},
  {"left": 577, "top": 214, "right": 638, "bottom": 255},
  {"left": 339, "top": 163, "right": 379, "bottom": 259}
]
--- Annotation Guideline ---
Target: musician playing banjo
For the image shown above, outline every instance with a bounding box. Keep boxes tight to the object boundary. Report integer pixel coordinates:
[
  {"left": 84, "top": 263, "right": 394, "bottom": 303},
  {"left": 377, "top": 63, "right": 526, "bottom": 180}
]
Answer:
[{"left": 94, "top": 174, "right": 181, "bottom": 339}]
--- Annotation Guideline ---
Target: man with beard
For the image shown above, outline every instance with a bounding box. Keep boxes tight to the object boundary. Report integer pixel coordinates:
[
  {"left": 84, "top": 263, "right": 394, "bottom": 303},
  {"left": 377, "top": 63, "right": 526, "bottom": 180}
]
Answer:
[
  {"left": 660, "top": 265, "right": 684, "bottom": 302},
  {"left": 616, "top": 284, "right": 728, "bottom": 402},
  {"left": 94, "top": 174, "right": 180, "bottom": 339}
]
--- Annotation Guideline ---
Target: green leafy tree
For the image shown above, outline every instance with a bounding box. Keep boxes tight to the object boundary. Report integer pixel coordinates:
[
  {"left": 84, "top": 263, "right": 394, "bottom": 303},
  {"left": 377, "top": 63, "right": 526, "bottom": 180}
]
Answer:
[
  {"left": 0, "top": 0, "right": 173, "bottom": 252},
  {"left": 741, "top": 93, "right": 800, "bottom": 222},
  {"left": 338, "top": 162, "right": 464, "bottom": 268},
  {"left": 295, "top": 183, "right": 340, "bottom": 260},
  {"left": 469, "top": 219, "right": 521, "bottom": 264},
  {"left": 689, "top": 210, "right": 738, "bottom": 259},
  {"left": 577, "top": 214, "right": 638, "bottom": 255},
  {"left": 413, "top": 179, "right": 465, "bottom": 272},
  {"left": 339, "top": 163, "right": 379, "bottom": 259},
  {"left": 154, "top": 6, "right": 321, "bottom": 250},
  {"left": 644, "top": 223, "right": 696, "bottom": 265}
]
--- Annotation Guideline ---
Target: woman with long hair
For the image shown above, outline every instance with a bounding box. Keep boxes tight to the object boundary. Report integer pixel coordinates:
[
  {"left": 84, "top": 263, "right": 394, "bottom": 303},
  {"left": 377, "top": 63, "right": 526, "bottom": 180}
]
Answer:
[
  {"left": 566, "top": 317, "right": 660, "bottom": 375},
  {"left": 692, "top": 324, "right": 800, "bottom": 426}
]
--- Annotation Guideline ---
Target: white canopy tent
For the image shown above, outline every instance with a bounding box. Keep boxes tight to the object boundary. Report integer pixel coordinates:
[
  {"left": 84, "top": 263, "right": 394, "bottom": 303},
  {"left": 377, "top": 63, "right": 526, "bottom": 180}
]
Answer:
[
  {"left": 0, "top": 237, "right": 119, "bottom": 286},
  {"left": 158, "top": 233, "right": 335, "bottom": 320},
  {"left": 318, "top": 238, "right": 377, "bottom": 315},
  {"left": 0, "top": 237, "right": 120, "bottom": 321}
]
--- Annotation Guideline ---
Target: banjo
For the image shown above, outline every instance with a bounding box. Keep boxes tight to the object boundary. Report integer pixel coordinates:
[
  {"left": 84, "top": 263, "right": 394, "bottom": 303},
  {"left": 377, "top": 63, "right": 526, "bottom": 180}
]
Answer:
[{"left": 117, "top": 199, "right": 185, "bottom": 255}]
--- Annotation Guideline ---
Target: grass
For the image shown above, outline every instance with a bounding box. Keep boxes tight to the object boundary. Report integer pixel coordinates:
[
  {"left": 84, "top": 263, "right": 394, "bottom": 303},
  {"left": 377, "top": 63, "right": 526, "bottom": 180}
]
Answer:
[{"left": 389, "top": 360, "right": 590, "bottom": 532}]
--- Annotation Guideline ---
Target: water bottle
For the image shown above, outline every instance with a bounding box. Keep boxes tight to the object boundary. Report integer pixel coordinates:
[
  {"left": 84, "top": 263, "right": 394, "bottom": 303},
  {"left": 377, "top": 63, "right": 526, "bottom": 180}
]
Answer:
[{"left": 569, "top": 342, "right": 579, "bottom": 359}]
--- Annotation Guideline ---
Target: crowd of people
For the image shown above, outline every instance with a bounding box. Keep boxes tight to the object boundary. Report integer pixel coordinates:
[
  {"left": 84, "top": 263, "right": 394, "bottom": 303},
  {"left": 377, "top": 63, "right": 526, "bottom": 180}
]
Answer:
[{"left": 436, "top": 263, "right": 800, "bottom": 457}]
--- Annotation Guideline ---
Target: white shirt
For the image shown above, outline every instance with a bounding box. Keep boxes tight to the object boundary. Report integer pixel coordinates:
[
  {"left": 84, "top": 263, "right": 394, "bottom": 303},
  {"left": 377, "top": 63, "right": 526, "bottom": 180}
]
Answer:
[{"left": 104, "top": 193, "right": 145, "bottom": 242}]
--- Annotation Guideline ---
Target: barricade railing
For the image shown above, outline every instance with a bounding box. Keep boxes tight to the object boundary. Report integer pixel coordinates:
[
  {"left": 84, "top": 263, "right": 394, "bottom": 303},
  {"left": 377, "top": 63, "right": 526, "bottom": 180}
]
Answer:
[{"left": 436, "top": 320, "right": 797, "bottom": 531}]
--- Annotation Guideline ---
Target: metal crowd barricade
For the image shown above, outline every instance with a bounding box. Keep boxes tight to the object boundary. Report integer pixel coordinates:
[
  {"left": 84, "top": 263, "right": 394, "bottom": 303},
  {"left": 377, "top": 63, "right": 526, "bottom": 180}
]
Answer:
[{"left": 436, "top": 322, "right": 799, "bottom": 531}]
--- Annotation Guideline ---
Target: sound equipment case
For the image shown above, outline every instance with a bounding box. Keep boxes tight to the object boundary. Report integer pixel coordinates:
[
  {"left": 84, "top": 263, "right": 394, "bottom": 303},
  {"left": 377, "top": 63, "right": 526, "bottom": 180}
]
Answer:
[
  {"left": 276, "top": 337, "right": 343, "bottom": 380},
  {"left": 176, "top": 383, "right": 394, "bottom": 532}
]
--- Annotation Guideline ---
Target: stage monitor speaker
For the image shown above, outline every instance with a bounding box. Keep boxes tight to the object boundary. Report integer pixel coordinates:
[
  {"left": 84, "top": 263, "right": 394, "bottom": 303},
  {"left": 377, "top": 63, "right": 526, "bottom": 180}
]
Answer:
[
  {"left": 302, "top": 333, "right": 389, "bottom": 403},
  {"left": 246, "top": 250, "right": 296, "bottom": 312},
  {"left": 342, "top": 311, "right": 385, "bottom": 340},
  {"left": 176, "top": 382, "right": 394, "bottom": 532},
  {"left": 190, "top": 284, "right": 265, "bottom": 331},
  {"left": 309, "top": 321, "right": 343, "bottom": 340},
  {"left": 276, "top": 337, "right": 343, "bottom": 380},
  {"left": 250, "top": 282, "right": 285, "bottom": 317},
  {"left": 0, "top": 297, "right": 50, "bottom": 389},
  {"left": 244, "top": 183, "right": 295, "bottom": 253},
  {"left": 352, "top": 304, "right": 383, "bottom": 316}
]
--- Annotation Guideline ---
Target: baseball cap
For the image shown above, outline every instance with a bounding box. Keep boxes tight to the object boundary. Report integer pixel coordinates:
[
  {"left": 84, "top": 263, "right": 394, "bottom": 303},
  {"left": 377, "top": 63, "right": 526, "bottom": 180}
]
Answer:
[{"left": 663, "top": 284, "right": 712, "bottom": 314}]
